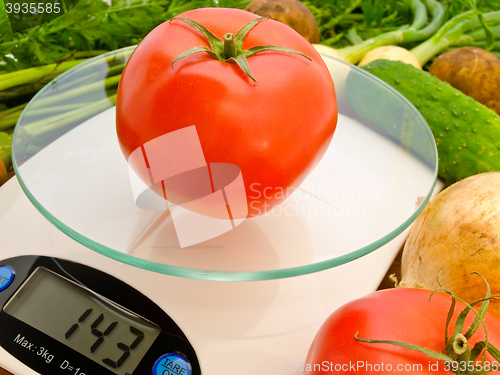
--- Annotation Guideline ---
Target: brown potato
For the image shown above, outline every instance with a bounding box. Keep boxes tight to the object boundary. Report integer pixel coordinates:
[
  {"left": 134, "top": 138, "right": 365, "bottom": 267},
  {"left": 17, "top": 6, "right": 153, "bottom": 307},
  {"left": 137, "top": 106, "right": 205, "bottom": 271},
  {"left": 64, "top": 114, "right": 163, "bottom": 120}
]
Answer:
[
  {"left": 245, "top": 0, "right": 320, "bottom": 43},
  {"left": 429, "top": 47, "right": 500, "bottom": 115}
]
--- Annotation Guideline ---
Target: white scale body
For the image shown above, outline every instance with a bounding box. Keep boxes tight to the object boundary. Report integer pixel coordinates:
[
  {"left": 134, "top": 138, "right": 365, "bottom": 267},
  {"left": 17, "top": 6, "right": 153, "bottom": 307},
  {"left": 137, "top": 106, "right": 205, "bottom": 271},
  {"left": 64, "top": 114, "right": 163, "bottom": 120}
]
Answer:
[
  {"left": 0, "top": 52, "right": 442, "bottom": 375},
  {"left": 0, "top": 175, "right": 424, "bottom": 375}
]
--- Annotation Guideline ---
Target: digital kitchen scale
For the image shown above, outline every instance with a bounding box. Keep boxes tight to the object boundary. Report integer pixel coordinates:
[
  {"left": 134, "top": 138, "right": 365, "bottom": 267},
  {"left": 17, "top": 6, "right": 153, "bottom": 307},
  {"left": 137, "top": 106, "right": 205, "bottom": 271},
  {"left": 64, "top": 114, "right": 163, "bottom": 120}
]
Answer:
[
  {"left": 0, "top": 256, "right": 200, "bottom": 375},
  {"left": 0, "top": 47, "right": 441, "bottom": 375}
]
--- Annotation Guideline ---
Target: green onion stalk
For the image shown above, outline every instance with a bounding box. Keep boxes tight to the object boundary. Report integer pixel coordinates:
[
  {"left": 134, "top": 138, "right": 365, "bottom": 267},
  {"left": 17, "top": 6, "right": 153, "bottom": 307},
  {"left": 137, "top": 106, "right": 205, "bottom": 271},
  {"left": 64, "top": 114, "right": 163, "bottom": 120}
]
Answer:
[
  {"left": 1, "top": 3, "right": 500, "bottom": 186},
  {"left": 0, "top": 48, "right": 132, "bottom": 183},
  {"left": 0, "top": 0, "right": 442, "bottom": 132},
  {"left": 0, "top": 0, "right": 444, "bottom": 185},
  {"left": 333, "top": 0, "right": 445, "bottom": 64},
  {"left": 466, "top": 24, "right": 500, "bottom": 44},
  {"left": 0, "top": 59, "right": 124, "bottom": 130},
  {"left": 410, "top": 10, "right": 500, "bottom": 67},
  {"left": 0, "top": 45, "right": 132, "bottom": 122},
  {"left": 0, "top": 131, "right": 13, "bottom": 184},
  {"left": 10, "top": 87, "right": 119, "bottom": 162},
  {"left": 0, "top": 58, "right": 92, "bottom": 104}
]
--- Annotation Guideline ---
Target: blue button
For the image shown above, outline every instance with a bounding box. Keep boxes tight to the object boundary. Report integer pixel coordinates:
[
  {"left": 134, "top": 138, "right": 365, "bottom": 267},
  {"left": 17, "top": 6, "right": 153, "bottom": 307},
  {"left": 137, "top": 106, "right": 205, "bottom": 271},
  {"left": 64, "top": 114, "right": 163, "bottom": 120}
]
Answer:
[
  {"left": 153, "top": 353, "right": 191, "bottom": 375},
  {"left": 0, "top": 266, "right": 14, "bottom": 292}
]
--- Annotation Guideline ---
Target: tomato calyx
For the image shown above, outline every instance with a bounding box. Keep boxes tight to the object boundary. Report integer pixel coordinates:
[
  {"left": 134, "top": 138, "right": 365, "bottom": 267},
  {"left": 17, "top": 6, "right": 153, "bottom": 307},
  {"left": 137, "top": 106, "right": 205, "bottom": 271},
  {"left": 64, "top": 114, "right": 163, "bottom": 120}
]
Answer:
[
  {"left": 355, "top": 272, "right": 500, "bottom": 374},
  {"left": 169, "top": 17, "right": 312, "bottom": 82}
]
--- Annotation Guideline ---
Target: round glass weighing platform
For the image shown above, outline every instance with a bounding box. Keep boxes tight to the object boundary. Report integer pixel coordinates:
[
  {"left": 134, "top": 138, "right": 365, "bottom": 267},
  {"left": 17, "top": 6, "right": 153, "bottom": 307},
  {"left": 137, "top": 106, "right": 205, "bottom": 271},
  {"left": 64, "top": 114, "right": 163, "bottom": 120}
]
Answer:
[{"left": 12, "top": 47, "right": 438, "bottom": 281}]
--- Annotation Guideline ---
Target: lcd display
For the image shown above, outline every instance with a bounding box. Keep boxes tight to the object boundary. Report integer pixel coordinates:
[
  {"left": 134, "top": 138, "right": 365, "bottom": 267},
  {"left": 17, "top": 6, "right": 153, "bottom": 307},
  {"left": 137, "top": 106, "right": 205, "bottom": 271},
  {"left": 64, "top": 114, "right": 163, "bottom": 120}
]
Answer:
[{"left": 3, "top": 267, "right": 161, "bottom": 375}]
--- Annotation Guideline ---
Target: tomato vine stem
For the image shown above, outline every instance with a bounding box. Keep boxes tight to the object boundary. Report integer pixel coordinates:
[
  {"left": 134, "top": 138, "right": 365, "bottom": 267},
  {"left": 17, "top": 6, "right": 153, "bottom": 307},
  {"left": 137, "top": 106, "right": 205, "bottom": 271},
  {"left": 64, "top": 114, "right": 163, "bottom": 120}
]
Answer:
[
  {"left": 169, "top": 16, "right": 311, "bottom": 82},
  {"left": 355, "top": 273, "right": 500, "bottom": 374},
  {"left": 223, "top": 33, "right": 238, "bottom": 59}
]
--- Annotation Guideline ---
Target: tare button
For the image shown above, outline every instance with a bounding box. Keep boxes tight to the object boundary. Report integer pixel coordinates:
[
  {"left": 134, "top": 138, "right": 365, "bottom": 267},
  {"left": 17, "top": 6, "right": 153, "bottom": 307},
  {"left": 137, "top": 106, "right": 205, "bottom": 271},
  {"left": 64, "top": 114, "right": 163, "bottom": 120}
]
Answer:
[
  {"left": 0, "top": 265, "right": 14, "bottom": 292},
  {"left": 153, "top": 353, "right": 191, "bottom": 375}
]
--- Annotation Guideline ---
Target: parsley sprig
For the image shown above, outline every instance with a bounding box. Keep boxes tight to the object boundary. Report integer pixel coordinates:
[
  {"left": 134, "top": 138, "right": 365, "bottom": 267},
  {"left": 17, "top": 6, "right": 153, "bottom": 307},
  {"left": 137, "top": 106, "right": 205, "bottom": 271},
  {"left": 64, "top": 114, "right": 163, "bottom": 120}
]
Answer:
[{"left": 0, "top": 0, "right": 251, "bottom": 72}]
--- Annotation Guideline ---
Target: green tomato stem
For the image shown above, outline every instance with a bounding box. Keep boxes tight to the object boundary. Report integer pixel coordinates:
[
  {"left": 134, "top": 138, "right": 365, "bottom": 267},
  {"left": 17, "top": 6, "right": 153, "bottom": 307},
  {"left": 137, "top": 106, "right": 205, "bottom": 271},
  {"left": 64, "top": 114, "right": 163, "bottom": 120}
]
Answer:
[
  {"left": 464, "top": 272, "right": 493, "bottom": 340},
  {"left": 223, "top": 33, "right": 238, "bottom": 59},
  {"left": 354, "top": 333, "right": 455, "bottom": 362},
  {"left": 170, "top": 17, "right": 310, "bottom": 82},
  {"left": 452, "top": 334, "right": 469, "bottom": 356},
  {"left": 355, "top": 273, "right": 500, "bottom": 374}
]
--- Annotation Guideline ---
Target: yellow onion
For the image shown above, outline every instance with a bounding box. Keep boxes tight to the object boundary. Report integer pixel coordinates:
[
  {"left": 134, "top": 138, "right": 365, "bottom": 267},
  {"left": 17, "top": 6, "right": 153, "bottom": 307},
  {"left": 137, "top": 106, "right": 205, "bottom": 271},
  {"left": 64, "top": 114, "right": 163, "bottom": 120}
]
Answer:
[{"left": 399, "top": 172, "right": 500, "bottom": 315}]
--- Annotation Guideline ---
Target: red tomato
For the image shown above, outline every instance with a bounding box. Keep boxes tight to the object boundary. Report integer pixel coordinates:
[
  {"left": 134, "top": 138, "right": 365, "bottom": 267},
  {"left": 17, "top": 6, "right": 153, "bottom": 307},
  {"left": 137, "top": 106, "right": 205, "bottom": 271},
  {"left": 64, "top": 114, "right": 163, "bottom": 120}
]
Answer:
[
  {"left": 305, "top": 288, "right": 500, "bottom": 374},
  {"left": 116, "top": 7, "right": 337, "bottom": 218}
]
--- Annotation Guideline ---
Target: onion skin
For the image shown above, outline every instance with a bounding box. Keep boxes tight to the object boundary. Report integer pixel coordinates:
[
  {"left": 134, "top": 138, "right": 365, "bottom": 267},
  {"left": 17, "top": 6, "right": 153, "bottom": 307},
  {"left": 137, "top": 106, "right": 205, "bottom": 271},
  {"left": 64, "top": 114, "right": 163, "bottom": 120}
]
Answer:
[
  {"left": 0, "top": 158, "right": 7, "bottom": 186},
  {"left": 399, "top": 172, "right": 500, "bottom": 315},
  {"left": 358, "top": 46, "right": 422, "bottom": 69},
  {"left": 312, "top": 44, "right": 345, "bottom": 61}
]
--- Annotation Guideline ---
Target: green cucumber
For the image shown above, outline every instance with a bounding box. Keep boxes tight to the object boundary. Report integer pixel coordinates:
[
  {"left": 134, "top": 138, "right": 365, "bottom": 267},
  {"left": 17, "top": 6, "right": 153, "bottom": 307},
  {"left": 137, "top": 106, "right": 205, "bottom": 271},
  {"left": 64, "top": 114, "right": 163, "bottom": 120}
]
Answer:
[{"left": 359, "top": 59, "right": 500, "bottom": 184}]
